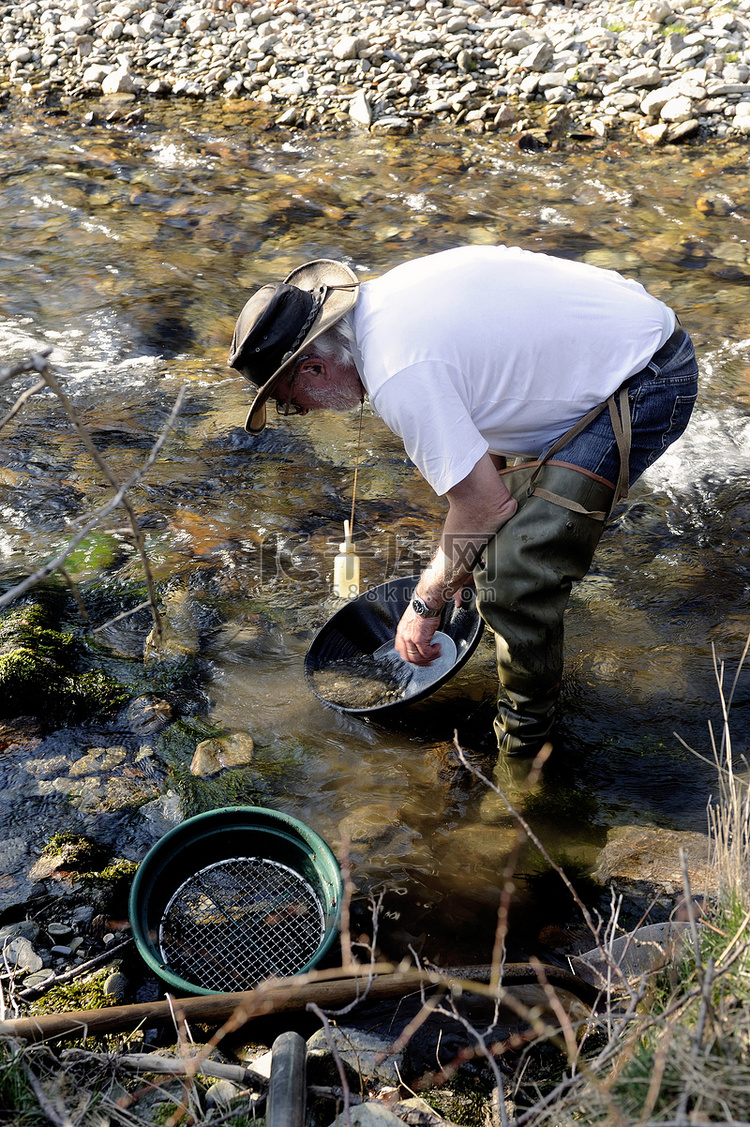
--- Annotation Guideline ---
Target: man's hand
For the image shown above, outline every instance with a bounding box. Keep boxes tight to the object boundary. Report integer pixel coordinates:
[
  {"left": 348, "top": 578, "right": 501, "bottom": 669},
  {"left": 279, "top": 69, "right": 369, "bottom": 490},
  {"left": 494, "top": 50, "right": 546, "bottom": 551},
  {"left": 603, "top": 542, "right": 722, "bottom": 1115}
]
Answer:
[{"left": 395, "top": 604, "right": 442, "bottom": 665}]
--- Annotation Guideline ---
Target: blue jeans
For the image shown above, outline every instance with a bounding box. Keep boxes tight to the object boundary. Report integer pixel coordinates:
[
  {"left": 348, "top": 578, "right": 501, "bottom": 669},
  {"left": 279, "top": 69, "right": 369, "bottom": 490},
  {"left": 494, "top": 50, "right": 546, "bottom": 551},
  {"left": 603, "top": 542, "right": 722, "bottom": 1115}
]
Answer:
[{"left": 547, "top": 327, "right": 699, "bottom": 486}]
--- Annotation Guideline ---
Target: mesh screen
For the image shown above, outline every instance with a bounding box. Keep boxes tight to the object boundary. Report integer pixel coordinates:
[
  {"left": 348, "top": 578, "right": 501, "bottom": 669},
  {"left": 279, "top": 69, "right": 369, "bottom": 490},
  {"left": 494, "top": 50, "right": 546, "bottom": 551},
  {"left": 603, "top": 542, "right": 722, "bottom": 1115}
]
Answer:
[{"left": 158, "top": 856, "right": 326, "bottom": 992}]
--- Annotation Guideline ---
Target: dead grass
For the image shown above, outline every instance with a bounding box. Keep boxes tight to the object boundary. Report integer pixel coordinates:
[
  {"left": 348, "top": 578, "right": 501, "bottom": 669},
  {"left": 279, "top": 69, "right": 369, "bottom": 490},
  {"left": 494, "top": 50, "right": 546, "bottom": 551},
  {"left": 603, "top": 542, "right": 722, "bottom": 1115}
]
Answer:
[{"left": 498, "top": 640, "right": 750, "bottom": 1127}]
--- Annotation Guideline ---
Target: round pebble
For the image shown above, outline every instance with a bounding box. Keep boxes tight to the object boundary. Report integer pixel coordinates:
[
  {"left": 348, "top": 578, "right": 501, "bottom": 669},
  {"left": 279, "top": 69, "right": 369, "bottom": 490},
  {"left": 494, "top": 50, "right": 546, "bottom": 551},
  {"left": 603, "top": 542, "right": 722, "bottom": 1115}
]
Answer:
[
  {"left": 103, "top": 971, "right": 130, "bottom": 1001},
  {"left": 2, "top": 937, "right": 43, "bottom": 974},
  {"left": 205, "top": 1080, "right": 241, "bottom": 1109},
  {"left": 47, "top": 922, "right": 74, "bottom": 942},
  {"left": 23, "top": 969, "right": 55, "bottom": 989}
]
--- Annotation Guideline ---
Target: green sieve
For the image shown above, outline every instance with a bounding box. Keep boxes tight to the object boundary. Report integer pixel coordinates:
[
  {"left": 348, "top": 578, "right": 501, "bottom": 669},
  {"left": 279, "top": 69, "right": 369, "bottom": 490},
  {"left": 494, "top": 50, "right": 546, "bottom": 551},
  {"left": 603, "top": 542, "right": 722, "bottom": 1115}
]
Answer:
[{"left": 129, "top": 806, "right": 343, "bottom": 996}]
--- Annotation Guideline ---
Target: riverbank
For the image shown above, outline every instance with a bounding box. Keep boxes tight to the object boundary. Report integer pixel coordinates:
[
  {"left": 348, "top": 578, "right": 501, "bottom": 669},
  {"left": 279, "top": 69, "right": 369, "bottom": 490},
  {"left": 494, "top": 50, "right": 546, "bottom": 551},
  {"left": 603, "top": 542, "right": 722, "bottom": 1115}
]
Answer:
[{"left": 1, "top": 0, "right": 749, "bottom": 143}]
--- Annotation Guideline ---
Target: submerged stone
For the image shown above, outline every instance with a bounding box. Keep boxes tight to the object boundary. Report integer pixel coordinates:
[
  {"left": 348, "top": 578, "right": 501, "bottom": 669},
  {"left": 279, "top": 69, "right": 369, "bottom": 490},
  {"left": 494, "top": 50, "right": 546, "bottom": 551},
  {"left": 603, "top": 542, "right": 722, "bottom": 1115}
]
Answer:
[
  {"left": 0, "top": 597, "right": 129, "bottom": 726},
  {"left": 126, "top": 695, "right": 173, "bottom": 734},
  {"left": 189, "top": 731, "right": 255, "bottom": 777}
]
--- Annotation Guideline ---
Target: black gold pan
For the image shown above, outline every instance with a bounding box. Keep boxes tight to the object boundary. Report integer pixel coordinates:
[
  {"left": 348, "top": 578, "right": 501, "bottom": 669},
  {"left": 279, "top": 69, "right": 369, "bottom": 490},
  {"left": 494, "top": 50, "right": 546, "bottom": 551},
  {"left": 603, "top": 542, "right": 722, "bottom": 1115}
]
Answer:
[{"left": 304, "top": 574, "right": 484, "bottom": 716}]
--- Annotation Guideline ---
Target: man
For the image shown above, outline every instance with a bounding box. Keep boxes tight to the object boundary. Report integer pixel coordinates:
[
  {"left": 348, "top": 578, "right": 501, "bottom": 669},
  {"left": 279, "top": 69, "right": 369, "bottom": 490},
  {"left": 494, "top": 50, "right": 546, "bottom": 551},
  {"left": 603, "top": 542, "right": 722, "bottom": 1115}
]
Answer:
[{"left": 228, "top": 246, "right": 698, "bottom": 758}]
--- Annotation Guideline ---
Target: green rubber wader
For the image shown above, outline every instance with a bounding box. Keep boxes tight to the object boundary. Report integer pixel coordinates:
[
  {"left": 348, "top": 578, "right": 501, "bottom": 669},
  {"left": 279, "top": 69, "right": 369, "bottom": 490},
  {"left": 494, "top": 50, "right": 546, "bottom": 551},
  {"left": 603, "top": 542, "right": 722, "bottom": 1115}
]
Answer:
[{"left": 473, "top": 461, "right": 615, "bottom": 757}]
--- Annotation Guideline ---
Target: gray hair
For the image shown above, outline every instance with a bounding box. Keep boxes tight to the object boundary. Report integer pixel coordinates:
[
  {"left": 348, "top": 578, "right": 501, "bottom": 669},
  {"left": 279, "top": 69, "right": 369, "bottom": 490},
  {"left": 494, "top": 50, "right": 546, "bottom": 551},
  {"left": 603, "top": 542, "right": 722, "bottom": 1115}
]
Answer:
[{"left": 311, "top": 311, "right": 356, "bottom": 369}]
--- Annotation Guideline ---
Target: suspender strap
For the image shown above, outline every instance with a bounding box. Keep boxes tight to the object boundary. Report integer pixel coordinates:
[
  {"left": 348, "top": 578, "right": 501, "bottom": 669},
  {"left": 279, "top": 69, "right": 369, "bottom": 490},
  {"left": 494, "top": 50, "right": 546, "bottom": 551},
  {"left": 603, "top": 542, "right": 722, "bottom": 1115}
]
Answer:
[
  {"left": 526, "top": 387, "right": 632, "bottom": 522},
  {"left": 607, "top": 385, "right": 631, "bottom": 511},
  {"left": 530, "top": 484, "right": 610, "bottom": 521}
]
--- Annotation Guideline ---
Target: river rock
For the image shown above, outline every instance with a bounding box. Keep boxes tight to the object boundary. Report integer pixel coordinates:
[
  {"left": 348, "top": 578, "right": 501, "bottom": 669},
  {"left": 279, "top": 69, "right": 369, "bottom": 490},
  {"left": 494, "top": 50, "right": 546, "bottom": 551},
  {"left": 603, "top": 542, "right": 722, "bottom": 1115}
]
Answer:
[
  {"left": 571, "top": 920, "right": 691, "bottom": 988},
  {"left": 336, "top": 805, "right": 417, "bottom": 875},
  {"left": 2, "top": 936, "right": 43, "bottom": 974},
  {"left": 518, "top": 41, "right": 551, "bottom": 73},
  {"left": 667, "top": 118, "right": 700, "bottom": 140},
  {"left": 100, "top": 20, "right": 124, "bottom": 41},
  {"left": 23, "top": 969, "right": 55, "bottom": 989},
  {"left": 640, "top": 85, "right": 673, "bottom": 117},
  {"left": 373, "top": 115, "right": 412, "bottom": 135},
  {"left": 660, "top": 94, "right": 694, "bottom": 122},
  {"left": 0, "top": 921, "right": 40, "bottom": 945},
  {"left": 101, "top": 68, "right": 137, "bottom": 95},
  {"left": 331, "top": 1105, "right": 405, "bottom": 1126},
  {"left": 104, "top": 971, "right": 130, "bottom": 1001},
  {"left": 333, "top": 35, "right": 365, "bottom": 61},
  {"left": 735, "top": 102, "right": 750, "bottom": 132},
  {"left": 622, "top": 65, "right": 662, "bottom": 89},
  {"left": 189, "top": 731, "right": 255, "bottom": 777},
  {"left": 71, "top": 905, "right": 95, "bottom": 929},
  {"left": 29, "top": 833, "right": 108, "bottom": 882},
  {"left": 138, "top": 790, "right": 183, "bottom": 838},
  {"left": 638, "top": 1, "right": 673, "bottom": 22},
  {"left": 205, "top": 1080, "right": 241, "bottom": 1109},
  {"left": 392, "top": 1097, "right": 456, "bottom": 1125},
  {"left": 349, "top": 89, "right": 373, "bottom": 126},
  {"left": 126, "top": 695, "right": 172, "bottom": 734},
  {"left": 83, "top": 64, "right": 112, "bottom": 86},
  {"left": 593, "top": 825, "right": 717, "bottom": 898},
  {"left": 636, "top": 121, "right": 670, "bottom": 144},
  {"left": 47, "top": 922, "right": 73, "bottom": 943},
  {"left": 307, "top": 1027, "right": 404, "bottom": 1090}
]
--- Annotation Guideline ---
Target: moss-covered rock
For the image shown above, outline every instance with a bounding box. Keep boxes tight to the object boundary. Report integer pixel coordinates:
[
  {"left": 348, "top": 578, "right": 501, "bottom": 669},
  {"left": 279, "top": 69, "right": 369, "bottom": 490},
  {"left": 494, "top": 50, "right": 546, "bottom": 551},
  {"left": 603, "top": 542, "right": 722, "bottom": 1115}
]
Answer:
[
  {"left": 31, "top": 832, "right": 137, "bottom": 918},
  {"left": 28, "top": 968, "right": 120, "bottom": 1017},
  {"left": 0, "top": 598, "right": 129, "bottom": 724},
  {"left": 33, "top": 831, "right": 110, "bottom": 877}
]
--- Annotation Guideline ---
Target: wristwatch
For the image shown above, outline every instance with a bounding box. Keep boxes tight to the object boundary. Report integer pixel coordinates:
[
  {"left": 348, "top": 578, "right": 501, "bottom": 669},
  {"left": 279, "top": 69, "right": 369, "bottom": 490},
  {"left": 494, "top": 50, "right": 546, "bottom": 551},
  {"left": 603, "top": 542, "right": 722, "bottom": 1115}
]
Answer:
[{"left": 411, "top": 594, "right": 443, "bottom": 618}]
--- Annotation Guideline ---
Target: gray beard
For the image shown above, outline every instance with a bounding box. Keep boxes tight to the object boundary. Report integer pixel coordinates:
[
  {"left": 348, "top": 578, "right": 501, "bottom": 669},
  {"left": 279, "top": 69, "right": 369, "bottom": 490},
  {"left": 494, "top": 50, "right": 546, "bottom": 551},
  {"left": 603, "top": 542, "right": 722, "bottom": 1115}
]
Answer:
[{"left": 315, "top": 381, "right": 362, "bottom": 412}]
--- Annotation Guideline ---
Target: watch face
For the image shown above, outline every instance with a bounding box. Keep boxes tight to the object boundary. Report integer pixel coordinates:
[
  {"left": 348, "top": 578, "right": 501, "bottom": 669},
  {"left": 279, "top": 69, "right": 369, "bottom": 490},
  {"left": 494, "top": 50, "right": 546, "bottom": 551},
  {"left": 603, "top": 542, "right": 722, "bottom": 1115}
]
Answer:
[{"left": 412, "top": 596, "right": 440, "bottom": 618}]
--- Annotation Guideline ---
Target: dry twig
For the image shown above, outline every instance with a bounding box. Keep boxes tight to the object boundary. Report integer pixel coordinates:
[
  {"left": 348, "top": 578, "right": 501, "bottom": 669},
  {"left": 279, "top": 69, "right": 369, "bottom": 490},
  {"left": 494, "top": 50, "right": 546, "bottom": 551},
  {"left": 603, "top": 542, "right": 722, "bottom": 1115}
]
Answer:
[{"left": 0, "top": 352, "right": 185, "bottom": 648}]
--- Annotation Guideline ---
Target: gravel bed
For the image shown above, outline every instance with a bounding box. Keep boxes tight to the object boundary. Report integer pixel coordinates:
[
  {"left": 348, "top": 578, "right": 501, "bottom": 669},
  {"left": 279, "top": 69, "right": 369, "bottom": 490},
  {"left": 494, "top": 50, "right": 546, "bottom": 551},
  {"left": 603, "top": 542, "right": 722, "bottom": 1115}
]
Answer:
[{"left": 1, "top": 0, "right": 750, "bottom": 140}]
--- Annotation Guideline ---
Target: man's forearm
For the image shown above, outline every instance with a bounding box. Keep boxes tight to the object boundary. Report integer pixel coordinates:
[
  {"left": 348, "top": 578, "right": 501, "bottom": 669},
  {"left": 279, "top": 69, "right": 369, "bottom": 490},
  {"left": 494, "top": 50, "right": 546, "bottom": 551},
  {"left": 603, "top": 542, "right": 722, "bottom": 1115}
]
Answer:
[
  {"left": 413, "top": 534, "right": 488, "bottom": 610},
  {"left": 414, "top": 457, "right": 518, "bottom": 610}
]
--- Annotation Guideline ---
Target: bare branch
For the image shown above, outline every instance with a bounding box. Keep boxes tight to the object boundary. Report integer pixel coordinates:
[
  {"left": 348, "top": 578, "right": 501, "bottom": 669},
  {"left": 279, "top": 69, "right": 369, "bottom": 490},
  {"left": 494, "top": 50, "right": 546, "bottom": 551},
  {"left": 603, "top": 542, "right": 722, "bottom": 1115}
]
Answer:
[
  {"left": 33, "top": 360, "right": 167, "bottom": 638},
  {"left": 23, "top": 1062, "right": 73, "bottom": 1127},
  {"left": 455, "top": 735, "right": 602, "bottom": 945},
  {"left": 0, "top": 385, "right": 185, "bottom": 613},
  {"left": 60, "top": 1046, "right": 268, "bottom": 1089},
  {"left": 91, "top": 599, "right": 153, "bottom": 634},
  {"left": 0, "top": 377, "right": 47, "bottom": 430},
  {"left": 0, "top": 347, "right": 53, "bottom": 387}
]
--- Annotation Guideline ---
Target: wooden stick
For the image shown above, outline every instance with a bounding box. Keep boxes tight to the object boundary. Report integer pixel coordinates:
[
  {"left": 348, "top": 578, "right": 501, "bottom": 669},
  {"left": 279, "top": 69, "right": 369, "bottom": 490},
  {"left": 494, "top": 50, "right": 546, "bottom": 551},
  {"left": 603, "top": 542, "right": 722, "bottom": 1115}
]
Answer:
[
  {"left": 0, "top": 963, "right": 598, "bottom": 1043},
  {"left": 61, "top": 1048, "right": 267, "bottom": 1087}
]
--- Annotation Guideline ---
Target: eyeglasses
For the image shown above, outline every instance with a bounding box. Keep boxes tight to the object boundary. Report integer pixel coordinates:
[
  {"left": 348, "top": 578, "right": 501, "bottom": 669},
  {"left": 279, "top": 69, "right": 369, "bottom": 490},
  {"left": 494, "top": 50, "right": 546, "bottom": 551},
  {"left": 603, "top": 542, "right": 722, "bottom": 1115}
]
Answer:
[{"left": 274, "top": 357, "right": 308, "bottom": 417}]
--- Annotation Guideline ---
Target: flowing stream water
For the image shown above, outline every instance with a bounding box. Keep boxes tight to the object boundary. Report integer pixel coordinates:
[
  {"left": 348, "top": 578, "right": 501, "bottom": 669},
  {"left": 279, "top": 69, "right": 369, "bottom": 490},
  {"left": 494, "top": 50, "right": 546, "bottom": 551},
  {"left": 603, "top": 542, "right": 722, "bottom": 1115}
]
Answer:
[{"left": 1, "top": 96, "right": 750, "bottom": 964}]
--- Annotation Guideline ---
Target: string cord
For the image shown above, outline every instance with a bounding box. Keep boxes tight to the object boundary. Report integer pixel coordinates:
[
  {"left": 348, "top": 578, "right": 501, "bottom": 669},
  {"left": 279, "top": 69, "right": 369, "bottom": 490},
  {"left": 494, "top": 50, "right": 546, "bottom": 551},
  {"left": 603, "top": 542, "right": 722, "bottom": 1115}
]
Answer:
[{"left": 349, "top": 399, "right": 365, "bottom": 538}]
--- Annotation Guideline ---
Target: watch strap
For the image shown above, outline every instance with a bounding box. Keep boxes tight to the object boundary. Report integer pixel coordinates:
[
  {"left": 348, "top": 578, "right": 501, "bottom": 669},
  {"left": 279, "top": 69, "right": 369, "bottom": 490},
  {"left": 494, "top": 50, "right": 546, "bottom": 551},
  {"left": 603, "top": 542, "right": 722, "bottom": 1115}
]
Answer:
[{"left": 411, "top": 594, "right": 443, "bottom": 618}]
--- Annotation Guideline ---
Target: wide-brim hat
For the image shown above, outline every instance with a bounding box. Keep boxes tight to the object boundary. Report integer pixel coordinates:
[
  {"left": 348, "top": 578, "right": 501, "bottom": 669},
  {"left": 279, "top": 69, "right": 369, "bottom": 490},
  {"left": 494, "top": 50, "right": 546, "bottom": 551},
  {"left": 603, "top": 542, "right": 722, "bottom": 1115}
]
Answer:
[{"left": 228, "top": 259, "right": 360, "bottom": 434}]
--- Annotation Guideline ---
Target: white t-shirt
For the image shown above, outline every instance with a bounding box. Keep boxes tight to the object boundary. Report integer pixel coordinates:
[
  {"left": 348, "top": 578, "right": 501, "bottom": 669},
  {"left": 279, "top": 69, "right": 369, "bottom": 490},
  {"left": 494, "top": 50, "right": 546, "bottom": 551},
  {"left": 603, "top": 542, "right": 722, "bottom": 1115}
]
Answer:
[{"left": 352, "top": 245, "right": 674, "bottom": 496}]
